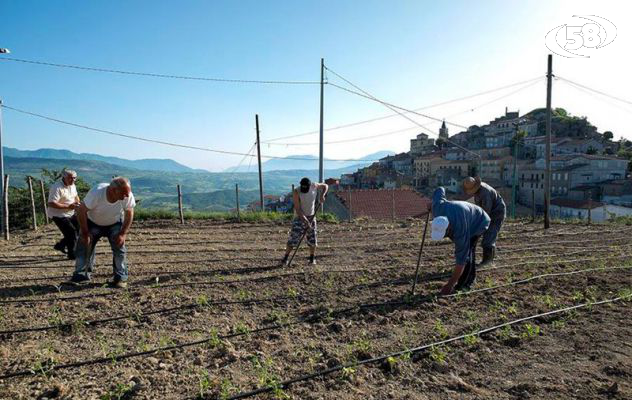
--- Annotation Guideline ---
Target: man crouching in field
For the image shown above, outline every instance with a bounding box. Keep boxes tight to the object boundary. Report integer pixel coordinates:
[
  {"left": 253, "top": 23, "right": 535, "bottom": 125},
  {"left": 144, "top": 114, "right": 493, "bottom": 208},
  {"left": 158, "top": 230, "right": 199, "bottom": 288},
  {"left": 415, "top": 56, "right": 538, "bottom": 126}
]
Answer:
[
  {"left": 280, "top": 178, "right": 328, "bottom": 266},
  {"left": 431, "top": 187, "right": 490, "bottom": 295},
  {"left": 69, "top": 177, "right": 136, "bottom": 288}
]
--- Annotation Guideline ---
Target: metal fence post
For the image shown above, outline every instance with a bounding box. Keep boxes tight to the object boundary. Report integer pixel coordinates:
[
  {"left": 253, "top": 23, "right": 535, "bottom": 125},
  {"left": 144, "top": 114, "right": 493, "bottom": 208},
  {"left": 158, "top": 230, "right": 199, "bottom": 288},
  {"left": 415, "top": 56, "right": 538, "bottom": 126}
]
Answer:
[{"left": 3, "top": 174, "right": 8, "bottom": 240}]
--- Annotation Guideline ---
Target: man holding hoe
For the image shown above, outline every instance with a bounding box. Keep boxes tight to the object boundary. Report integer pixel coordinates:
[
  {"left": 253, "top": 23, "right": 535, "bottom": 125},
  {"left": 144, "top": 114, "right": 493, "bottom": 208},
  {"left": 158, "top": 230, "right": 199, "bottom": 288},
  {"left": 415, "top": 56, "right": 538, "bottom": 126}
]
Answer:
[{"left": 280, "top": 178, "right": 328, "bottom": 266}]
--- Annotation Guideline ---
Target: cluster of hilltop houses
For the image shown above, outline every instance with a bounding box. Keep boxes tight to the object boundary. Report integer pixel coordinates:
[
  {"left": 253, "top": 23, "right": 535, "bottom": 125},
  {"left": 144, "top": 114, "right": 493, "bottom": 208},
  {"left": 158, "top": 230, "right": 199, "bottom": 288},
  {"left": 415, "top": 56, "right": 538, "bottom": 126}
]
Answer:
[{"left": 327, "top": 108, "right": 632, "bottom": 222}]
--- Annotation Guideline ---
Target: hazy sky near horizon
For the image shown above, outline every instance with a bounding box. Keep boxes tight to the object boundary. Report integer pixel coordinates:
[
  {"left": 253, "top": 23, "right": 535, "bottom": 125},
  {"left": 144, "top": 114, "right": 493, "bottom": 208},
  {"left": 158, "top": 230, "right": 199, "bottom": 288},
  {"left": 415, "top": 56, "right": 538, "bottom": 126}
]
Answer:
[{"left": 1, "top": 0, "right": 631, "bottom": 172}]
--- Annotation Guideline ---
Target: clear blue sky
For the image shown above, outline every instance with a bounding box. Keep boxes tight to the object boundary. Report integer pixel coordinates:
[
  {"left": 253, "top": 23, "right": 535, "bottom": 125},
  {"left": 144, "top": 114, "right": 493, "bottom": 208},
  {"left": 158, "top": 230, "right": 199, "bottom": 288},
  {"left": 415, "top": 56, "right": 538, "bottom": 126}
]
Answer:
[{"left": 1, "top": 0, "right": 630, "bottom": 171}]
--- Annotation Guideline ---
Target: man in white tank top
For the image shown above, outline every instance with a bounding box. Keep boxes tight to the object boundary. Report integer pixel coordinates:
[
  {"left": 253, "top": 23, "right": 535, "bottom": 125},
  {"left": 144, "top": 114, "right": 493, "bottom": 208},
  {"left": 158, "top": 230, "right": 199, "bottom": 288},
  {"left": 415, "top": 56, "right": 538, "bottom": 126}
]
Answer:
[{"left": 281, "top": 177, "right": 328, "bottom": 266}]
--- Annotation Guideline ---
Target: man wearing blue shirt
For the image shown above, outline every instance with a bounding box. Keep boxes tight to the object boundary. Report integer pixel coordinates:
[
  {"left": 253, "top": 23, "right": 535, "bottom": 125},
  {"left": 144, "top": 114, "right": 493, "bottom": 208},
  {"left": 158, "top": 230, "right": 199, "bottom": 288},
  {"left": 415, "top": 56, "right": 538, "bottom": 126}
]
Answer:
[{"left": 431, "top": 187, "right": 490, "bottom": 295}]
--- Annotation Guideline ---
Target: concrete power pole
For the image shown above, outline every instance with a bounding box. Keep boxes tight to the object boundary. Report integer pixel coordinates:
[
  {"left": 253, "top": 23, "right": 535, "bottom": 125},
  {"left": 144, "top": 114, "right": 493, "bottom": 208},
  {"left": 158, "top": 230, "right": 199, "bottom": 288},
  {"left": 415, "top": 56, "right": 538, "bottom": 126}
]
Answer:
[
  {"left": 544, "top": 54, "right": 553, "bottom": 229},
  {"left": 319, "top": 58, "right": 325, "bottom": 184},
  {"left": 0, "top": 99, "right": 5, "bottom": 239}
]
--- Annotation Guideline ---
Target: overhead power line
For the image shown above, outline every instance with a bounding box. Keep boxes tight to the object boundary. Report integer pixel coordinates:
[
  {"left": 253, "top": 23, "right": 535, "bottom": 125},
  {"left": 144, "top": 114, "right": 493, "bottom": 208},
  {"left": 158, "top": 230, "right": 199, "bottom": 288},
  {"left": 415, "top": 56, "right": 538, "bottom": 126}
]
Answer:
[
  {"left": 262, "top": 76, "right": 543, "bottom": 143},
  {"left": 0, "top": 104, "right": 380, "bottom": 162},
  {"left": 267, "top": 77, "right": 544, "bottom": 147},
  {"left": 556, "top": 76, "right": 632, "bottom": 107},
  {"left": 0, "top": 56, "right": 321, "bottom": 85},
  {"left": 557, "top": 78, "right": 632, "bottom": 115},
  {"left": 324, "top": 65, "right": 482, "bottom": 160}
]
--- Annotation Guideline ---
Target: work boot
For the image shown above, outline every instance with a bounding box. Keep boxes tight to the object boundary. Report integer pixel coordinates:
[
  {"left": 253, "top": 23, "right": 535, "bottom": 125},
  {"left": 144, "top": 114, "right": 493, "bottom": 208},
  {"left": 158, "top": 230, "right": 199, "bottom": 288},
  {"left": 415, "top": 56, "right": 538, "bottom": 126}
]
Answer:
[
  {"left": 479, "top": 247, "right": 495, "bottom": 267},
  {"left": 54, "top": 240, "right": 67, "bottom": 254},
  {"left": 309, "top": 255, "right": 316, "bottom": 266},
  {"left": 280, "top": 254, "right": 290, "bottom": 267}
]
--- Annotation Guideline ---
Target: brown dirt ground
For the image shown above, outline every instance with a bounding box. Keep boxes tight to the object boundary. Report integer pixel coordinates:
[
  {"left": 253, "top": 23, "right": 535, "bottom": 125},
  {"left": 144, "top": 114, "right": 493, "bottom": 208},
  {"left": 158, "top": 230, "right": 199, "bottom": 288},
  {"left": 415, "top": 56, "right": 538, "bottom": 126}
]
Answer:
[{"left": 0, "top": 219, "right": 631, "bottom": 400}]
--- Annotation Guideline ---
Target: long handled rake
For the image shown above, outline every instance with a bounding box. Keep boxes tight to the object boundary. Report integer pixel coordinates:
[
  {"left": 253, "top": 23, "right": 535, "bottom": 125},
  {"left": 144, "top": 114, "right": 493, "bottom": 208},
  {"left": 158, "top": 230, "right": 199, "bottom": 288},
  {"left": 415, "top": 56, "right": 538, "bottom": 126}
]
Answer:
[{"left": 410, "top": 211, "right": 431, "bottom": 296}]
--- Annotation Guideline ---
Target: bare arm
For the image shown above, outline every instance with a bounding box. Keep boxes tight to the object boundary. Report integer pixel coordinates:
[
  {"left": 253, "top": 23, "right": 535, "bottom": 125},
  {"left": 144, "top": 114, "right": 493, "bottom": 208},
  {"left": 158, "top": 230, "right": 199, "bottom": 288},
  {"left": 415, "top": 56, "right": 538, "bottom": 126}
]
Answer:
[
  {"left": 114, "top": 208, "right": 134, "bottom": 248},
  {"left": 77, "top": 203, "right": 90, "bottom": 243},
  {"left": 121, "top": 208, "right": 134, "bottom": 235},
  {"left": 441, "top": 264, "right": 465, "bottom": 295},
  {"left": 317, "top": 183, "right": 329, "bottom": 202},
  {"left": 48, "top": 200, "right": 78, "bottom": 210}
]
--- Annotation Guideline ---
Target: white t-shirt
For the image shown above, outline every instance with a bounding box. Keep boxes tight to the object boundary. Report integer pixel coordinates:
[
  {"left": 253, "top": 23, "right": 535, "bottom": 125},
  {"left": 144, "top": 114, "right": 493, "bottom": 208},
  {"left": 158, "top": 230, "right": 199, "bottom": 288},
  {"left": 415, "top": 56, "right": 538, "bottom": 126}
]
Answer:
[
  {"left": 298, "top": 183, "right": 318, "bottom": 216},
  {"left": 47, "top": 180, "right": 78, "bottom": 218},
  {"left": 84, "top": 183, "right": 136, "bottom": 226}
]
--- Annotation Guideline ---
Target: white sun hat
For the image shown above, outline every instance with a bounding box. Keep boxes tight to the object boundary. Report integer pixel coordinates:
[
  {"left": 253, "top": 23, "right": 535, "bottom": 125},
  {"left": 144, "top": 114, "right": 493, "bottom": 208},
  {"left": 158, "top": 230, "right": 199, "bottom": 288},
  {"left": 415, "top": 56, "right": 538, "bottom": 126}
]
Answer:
[{"left": 431, "top": 216, "right": 449, "bottom": 241}]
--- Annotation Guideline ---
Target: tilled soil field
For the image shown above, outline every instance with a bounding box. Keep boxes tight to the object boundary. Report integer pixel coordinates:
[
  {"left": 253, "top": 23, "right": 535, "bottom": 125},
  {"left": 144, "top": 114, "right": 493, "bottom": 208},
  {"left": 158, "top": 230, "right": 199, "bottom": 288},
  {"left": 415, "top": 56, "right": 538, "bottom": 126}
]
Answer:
[{"left": 0, "top": 219, "right": 631, "bottom": 399}]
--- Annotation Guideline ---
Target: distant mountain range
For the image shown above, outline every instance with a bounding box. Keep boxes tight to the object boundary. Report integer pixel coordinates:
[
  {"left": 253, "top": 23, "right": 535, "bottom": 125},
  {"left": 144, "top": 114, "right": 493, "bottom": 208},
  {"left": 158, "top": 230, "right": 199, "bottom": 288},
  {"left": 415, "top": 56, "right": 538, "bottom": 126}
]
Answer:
[
  {"left": 225, "top": 151, "right": 395, "bottom": 172},
  {"left": 3, "top": 147, "right": 206, "bottom": 173}
]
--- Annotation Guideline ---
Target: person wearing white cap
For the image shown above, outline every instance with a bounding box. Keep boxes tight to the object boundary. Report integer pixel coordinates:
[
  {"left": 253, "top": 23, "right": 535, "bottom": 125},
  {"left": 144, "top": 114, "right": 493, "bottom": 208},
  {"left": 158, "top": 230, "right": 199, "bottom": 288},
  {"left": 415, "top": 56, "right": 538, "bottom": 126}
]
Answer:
[
  {"left": 47, "top": 169, "right": 81, "bottom": 259},
  {"left": 431, "top": 187, "right": 490, "bottom": 295},
  {"left": 462, "top": 176, "right": 506, "bottom": 266}
]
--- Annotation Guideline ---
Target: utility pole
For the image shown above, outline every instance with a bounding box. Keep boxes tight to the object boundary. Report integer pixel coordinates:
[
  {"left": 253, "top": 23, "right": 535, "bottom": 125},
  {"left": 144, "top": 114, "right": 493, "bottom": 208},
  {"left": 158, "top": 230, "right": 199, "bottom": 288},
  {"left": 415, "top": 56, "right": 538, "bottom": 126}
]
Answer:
[
  {"left": 544, "top": 54, "right": 553, "bottom": 229},
  {"left": 319, "top": 58, "right": 325, "bottom": 184},
  {"left": 511, "top": 123, "right": 519, "bottom": 219},
  {"left": 255, "top": 114, "right": 264, "bottom": 212},
  {"left": 0, "top": 99, "right": 5, "bottom": 238}
]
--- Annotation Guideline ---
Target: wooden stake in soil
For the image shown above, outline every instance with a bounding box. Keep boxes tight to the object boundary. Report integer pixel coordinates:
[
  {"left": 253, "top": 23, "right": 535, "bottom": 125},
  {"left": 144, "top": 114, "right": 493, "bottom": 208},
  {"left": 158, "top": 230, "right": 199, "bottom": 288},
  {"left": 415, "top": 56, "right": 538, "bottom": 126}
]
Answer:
[
  {"left": 235, "top": 183, "right": 240, "bottom": 222},
  {"left": 39, "top": 179, "right": 49, "bottom": 225},
  {"left": 177, "top": 184, "right": 184, "bottom": 224},
  {"left": 410, "top": 212, "right": 430, "bottom": 295},
  {"left": 27, "top": 176, "right": 37, "bottom": 231},
  {"left": 2, "top": 174, "right": 8, "bottom": 240}
]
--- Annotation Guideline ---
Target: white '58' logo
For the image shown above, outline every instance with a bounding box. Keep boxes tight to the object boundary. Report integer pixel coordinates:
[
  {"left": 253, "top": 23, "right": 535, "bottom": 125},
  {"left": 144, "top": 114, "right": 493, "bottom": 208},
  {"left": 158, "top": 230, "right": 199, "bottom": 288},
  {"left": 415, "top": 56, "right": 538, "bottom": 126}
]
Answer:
[{"left": 545, "top": 15, "right": 617, "bottom": 58}]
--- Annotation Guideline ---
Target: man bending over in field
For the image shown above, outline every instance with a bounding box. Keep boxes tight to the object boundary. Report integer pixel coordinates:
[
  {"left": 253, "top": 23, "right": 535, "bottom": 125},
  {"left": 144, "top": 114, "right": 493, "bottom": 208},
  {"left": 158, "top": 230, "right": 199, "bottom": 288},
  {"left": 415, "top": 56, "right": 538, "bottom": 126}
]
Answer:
[
  {"left": 431, "top": 187, "right": 490, "bottom": 295},
  {"left": 280, "top": 178, "right": 328, "bottom": 266},
  {"left": 69, "top": 177, "right": 136, "bottom": 288}
]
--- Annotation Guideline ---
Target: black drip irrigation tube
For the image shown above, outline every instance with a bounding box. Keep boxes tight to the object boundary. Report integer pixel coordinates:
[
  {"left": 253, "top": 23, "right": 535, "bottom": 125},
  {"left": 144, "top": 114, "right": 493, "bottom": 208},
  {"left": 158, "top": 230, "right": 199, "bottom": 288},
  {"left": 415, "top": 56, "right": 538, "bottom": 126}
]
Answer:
[
  {"left": 3, "top": 250, "right": 631, "bottom": 306},
  {"left": 0, "top": 264, "right": 630, "bottom": 380},
  {"left": 225, "top": 294, "right": 632, "bottom": 400}
]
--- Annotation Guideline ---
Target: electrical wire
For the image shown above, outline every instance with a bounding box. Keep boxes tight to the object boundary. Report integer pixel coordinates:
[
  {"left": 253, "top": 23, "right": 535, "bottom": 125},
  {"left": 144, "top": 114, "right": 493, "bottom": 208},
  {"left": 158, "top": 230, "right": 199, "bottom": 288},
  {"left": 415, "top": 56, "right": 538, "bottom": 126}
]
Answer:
[
  {"left": 0, "top": 104, "right": 381, "bottom": 162},
  {"left": 556, "top": 76, "right": 632, "bottom": 107},
  {"left": 262, "top": 76, "right": 543, "bottom": 143},
  {"left": 0, "top": 56, "right": 320, "bottom": 85},
  {"left": 324, "top": 65, "right": 482, "bottom": 161},
  {"left": 266, "top": 78, "right": 544, "bottom": 146}
]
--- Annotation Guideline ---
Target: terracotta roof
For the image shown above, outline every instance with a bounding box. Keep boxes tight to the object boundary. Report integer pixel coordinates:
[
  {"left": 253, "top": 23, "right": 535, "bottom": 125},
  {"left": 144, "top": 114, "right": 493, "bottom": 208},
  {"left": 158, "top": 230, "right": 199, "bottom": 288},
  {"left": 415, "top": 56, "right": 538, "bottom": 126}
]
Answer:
[
  {"left": 335, "top": 189, "right": 430, "bottom": 220},
  {"left": 550, "top": 198, "right": 604, "bottom": 209}
]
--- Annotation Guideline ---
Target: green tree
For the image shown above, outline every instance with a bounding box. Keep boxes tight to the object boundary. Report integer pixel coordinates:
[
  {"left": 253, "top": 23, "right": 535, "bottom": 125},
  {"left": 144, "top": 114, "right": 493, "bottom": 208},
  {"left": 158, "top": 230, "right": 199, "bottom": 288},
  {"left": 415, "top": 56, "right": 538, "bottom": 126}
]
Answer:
[{"left": 603, "top": 131, "right": 614, "bottom": 142}]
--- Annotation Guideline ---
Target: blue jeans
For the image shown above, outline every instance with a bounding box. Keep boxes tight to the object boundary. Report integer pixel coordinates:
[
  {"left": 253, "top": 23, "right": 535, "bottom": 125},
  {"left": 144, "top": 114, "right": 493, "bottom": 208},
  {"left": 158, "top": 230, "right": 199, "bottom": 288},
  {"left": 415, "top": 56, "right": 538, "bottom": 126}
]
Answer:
[
  {"left": 73, "top": 219, "right": 128, "bottom": 281},
  {"left": 482, "top": 215, "right": 504, "bottom": 249}
]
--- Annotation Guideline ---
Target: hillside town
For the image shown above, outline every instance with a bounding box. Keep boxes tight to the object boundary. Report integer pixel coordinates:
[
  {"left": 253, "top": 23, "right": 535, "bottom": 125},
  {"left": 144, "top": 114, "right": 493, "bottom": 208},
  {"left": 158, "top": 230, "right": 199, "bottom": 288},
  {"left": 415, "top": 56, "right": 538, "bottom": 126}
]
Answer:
[{"left": 321, "top": 107, "right": 632, "bottom": 222}]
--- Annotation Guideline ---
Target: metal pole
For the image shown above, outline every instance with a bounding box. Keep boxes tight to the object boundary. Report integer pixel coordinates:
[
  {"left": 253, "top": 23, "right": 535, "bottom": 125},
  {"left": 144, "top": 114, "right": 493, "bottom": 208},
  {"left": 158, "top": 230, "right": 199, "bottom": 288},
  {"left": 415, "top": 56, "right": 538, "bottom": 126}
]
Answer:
[
  {"left": 391, "top": 189, "right": 395, "bottom": 221},
  {"left": 39, "top": 179, "right": 49, "bottom": 225},
  {"left": 28, "top": 176, "right": 37, "bottom": 231},
  {"left": 255, "top": 114, "right": 264, "bottom": 212},
  {"left": 544, "top": 54, "right": 553, "bottom": 229},
  {"left": 348, "top": 187, "right": 352, "bottom": 222},
  {"left": 319, "top": 58, "right": 325, "bottom": 183},
  {"left": 177, "top": 184, "right": 184, "bottom": 224},
  {"left": 532, "top": 189, "right": 536, "bottom": 222},
  {"left": 588, "top": 195, "right": 592, "bottom": 225},
  {"left": 3, "top": 174, "right": 8, "bottom": 240},
  {"left": 410, "top": 212, "right": 431, "bottom": 295},
  {"left": 511, "top": 139, "right": 517, "bottom": 219},
  {"left": 0, "top": 100, "right": 5, "bottom": 238},
  {"left": 235, "top": 183, "right": 240, "bottom": 222}
]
